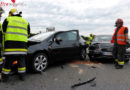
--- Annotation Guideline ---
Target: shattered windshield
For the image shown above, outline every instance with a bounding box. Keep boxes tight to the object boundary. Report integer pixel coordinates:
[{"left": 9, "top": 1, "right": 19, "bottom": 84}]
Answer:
[
  {"left": 28, "top": 32, "right": 55, "bottom": 41},
  {"left": 94, "top": 35, "right": 112, "bottom": 42}
]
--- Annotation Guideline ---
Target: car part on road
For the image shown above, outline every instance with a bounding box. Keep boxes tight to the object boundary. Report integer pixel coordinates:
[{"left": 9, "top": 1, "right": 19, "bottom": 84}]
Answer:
[
  {"left": 31, "top": 53, "right": 48, "bottom": 72},
  {"left": 71, "top": 77, "right": 96, "bottom": 88},
  {"left": 91, "top": 66, "right": 96, "bottom": 68},
  {"left": 90, "top": 81, "right": 96, "bottom": 87}
]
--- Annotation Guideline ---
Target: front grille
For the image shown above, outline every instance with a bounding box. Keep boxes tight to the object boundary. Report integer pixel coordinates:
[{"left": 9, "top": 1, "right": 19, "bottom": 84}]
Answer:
[{"left": 101, "top": 47, "right": 113, "bottom": 52}]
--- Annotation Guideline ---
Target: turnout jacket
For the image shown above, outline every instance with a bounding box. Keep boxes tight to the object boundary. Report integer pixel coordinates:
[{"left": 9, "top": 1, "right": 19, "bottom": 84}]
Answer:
[
  {"left": 2, "top": 15, "right": 30, "bottom": 55},
  {"left": 111, "top": 26, "right": 128, "bottom": 45}
]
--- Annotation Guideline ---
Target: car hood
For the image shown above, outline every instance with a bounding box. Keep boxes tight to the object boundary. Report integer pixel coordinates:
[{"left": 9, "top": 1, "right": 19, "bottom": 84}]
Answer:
[
  {"left": 27, "top": 40, "right": 41, "bottom": 46},
  {"left": 91, "top": 42, "right": 113, "bottom": 52},
  {"left": 92, "top": 41, "right": 113, "bottom": 47}
]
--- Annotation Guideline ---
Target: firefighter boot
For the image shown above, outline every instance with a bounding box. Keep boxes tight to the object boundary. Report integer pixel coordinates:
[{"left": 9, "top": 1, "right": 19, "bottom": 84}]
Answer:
[
  {"left": 18, "top": 73, "right": 25, "bottom": 81},
  {"left": 115, "top": 64, "right": 124, "bottom": 69},
  {"left": 114, "top": 62, "right": 119, "bottom": 68},
  {"left": 114, "top": 59, "right": 118, "bottom": 65},
  {"left": 1, "top": 74, "right": 9, "bottom": 82}
]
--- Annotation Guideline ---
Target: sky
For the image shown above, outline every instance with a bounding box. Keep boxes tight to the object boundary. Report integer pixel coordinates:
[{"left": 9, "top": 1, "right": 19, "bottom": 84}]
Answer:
[{"left": 1, "top": 0, "right": 130, "bottom": 36}]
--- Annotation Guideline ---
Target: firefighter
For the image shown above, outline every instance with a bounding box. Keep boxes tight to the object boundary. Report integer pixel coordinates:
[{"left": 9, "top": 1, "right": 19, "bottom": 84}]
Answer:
[
  {"left": 88, "top": 33, "right": 94, "bottom": 45},
  {"left": 1, "top": 8, "right": 30, "bottom": 82},
  {"left": 111, "top": 18, "right": 129, "bottom": 69},
  {"left": 0, "top": 7, "right": 4, "bottom": 72}
]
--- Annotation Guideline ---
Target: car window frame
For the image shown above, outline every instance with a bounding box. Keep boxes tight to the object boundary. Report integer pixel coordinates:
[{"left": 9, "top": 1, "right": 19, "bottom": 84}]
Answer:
[{"left": 54, "top": 30, "right": 79, "bottom": 42}]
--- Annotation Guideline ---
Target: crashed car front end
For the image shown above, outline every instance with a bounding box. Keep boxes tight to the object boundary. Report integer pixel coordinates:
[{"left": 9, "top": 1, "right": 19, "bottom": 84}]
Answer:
[
  {"left": 89, "top": 43, "right": 113, "bottom": 59},
  {"left": 89, "top": 42, "right": 130, "bottom": 60}
]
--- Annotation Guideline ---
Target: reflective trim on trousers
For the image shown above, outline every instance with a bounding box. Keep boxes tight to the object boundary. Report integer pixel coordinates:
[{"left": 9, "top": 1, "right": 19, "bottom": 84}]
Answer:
[
  {"left": 18, "top": 67, "right": 26, "bottom": 73},
  {"left": 18, "top": 67, "right": 26, "bottom": 71},
  {"left": 4, "top": 48, "right": 27, "bottom": 52},
  {"left": 118, "top": 61, "right": 124, "bottom": 65},
  {"left": 0, "top": 58, "right": 3, "bottom": 64},
  {"left": 0, "top": 58, "right": 2, "bottom": 61},
  {"left": 18, "top": 70, "right": 26, "bottom": 73},
  {"left": 2, "top": 68, "right": 11, "bottom": 74},
  {"left": 4, "top": 52, "right": 27, "bottom": 55},
  {"left": 2, "top": 71, "right": 10, "bottom": 74},
  {"left": 0, "top": 61, "right": 3, "bottom": 64}
]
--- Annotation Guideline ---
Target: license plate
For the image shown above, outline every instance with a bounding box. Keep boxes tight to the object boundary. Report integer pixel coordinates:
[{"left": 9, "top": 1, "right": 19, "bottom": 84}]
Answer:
[{"left": 103, "top": 52, "right": 112, "bottom": 55}]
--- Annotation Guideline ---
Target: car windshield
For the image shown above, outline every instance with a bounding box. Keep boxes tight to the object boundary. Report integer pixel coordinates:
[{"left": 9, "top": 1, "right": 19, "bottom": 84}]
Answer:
[
  {"left": 28, "top": 32, "right": 55, "bottom": 41},
  {"left": 93, "top": 35, "right": 112, "bottom": 42}
]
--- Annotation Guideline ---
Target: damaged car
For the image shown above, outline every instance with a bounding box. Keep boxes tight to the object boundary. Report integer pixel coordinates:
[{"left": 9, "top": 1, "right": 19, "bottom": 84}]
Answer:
[
  {"left": 88, "top": 35, "right": 130, "bottom": 62},
  {"left": 27, "top": 30, "right": 87, "bottom": 72}
]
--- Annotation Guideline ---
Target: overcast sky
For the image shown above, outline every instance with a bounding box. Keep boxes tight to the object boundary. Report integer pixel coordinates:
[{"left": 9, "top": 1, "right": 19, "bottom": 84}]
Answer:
[{"left": 2, "top": 0, "right": 130, "bottom": 36}]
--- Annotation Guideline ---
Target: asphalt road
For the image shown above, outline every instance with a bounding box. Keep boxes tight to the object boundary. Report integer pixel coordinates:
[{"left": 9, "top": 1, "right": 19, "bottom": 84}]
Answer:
[{"left": 1, "top": 59, "right": 130, "bottom": 90}]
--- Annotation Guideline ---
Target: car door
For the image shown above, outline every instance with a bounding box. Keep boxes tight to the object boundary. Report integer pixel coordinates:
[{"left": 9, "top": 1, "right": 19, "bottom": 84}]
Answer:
[
  {"left": 62, "top": 30, "right": 80, "bottom": 58},
  {"left": 50, "top": 30, "right": 80, "bottom": 59}
]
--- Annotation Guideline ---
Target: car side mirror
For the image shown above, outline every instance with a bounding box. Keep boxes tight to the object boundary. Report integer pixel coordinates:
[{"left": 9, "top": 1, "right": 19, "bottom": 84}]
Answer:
[{"left": 55, "top": 37, "right": 62, "bottom": 44}]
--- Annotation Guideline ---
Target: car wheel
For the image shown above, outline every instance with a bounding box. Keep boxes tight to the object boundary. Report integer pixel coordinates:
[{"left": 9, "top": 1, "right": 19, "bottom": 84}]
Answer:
[
  {"left": 80, "top": 48, "right": 87, "bottom": 60},
  {"left": 32, "top": 53, "right": 48, "bottom": 72}
]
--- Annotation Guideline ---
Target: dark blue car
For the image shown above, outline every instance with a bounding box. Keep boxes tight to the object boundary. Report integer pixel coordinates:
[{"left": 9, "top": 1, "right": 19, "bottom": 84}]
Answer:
[{"left": 27, "top": 30, "right": 87, "bottom": 72}]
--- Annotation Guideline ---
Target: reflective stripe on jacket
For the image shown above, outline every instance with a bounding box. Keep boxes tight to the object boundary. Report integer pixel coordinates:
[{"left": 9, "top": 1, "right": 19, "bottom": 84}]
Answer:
[{"left": 111, "top": 26, "right": 127, "bottom": 45}]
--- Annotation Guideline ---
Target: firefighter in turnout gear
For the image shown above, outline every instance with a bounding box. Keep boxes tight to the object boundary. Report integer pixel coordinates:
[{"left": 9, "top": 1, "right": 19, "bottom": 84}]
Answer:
[
  {"left": 0, "top": 7, "right": 4, "bottom": 72},
  {"left": 86, "top": 33, "right": 95, "bottom": 45},
  {"left": 1, "top": 8, "right": 30, "bottom": 82},
  {"left": 111, "top": 18, "right": 129, "bottom": 69}
]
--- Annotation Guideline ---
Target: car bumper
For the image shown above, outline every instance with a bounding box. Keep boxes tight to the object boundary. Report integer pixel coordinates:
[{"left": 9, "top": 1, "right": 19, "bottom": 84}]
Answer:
[{"left": 89, "top": 51, "right": 130, "bottom": 59}]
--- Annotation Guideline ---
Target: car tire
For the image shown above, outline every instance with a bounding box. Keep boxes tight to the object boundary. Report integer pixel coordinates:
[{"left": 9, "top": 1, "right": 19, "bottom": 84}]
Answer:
[
  {"left": 31, "top": 53, "right": 48, "bottom": 73},
  {"left": 80, "top": 48, "right": 87, "bottom": 60}
]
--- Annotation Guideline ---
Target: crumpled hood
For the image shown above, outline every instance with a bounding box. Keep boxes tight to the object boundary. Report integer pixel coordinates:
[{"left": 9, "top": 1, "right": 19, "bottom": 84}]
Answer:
[
  {"left": 91, "top": 42, "right": 113, "bottom": 52},
  {"left": 27, "top": 40, "right": 41, "bottom": 47}
]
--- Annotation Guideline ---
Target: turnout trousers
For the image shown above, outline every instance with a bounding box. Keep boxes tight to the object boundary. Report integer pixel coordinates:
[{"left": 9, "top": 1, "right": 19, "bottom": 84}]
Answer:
[
  {"left": 112, "top": 45, "right": 126, "bottom": 65},
  {"left": 0, "top": 48, "right": 3, "bottom": 65},
  {"left": 2, "top": 55, "right": 26, "bottom": 75}
]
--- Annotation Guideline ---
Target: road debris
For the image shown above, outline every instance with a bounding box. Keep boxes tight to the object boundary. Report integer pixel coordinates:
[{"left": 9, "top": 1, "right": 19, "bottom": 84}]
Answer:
[
  {"left": 91, "top": 82, "right": 96, "bottom": 87},
  {"left": 71, "top": 77, "right": 96, "bottom": 88},
  {"left": 91, "top": 66, "right": 96, "bottom": 68},
  {"left": 69, "top": 60, "right": 102, "bottom": 65},
  {"left": 69, "top": 64, "right": 79, "bottom": 68},
  {"left": 78, "top": 78, "right": 81, "bottom": 81},
  {"left": 78, "top": 68, "right": 83, "bottom": 74}
]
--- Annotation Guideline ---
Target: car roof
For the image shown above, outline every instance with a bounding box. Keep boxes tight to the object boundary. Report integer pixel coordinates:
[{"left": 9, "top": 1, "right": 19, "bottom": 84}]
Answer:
[{"left": 95, "top": 35, "right": 112, "bottom": 37}]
